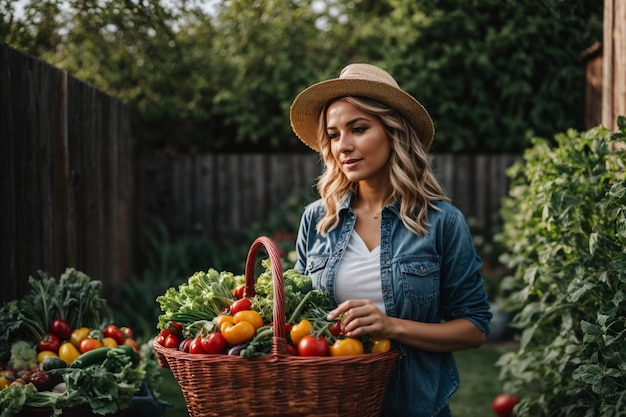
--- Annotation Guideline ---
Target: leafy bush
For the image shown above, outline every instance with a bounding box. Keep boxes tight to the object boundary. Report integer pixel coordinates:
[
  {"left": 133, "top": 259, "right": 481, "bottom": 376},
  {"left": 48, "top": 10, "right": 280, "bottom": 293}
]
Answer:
[{"left": 494, "top": 117, "right": 626, "bottom": 416}]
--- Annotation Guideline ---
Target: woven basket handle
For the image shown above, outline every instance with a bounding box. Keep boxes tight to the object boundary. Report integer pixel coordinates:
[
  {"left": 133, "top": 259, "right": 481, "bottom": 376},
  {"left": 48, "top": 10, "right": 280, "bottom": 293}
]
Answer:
[{"left": 244, "top": 236, "right": 286, "bottom": 339}]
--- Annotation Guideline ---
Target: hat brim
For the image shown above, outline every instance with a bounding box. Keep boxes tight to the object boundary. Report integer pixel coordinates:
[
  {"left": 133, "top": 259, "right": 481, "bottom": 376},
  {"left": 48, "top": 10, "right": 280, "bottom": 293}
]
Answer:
[{"left": 290, "top": 78, "right": 434, "bottom": 152}]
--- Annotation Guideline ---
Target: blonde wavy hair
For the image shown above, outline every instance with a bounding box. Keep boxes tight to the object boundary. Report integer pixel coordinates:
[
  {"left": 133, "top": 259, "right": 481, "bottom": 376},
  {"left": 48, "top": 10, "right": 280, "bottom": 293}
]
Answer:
[{"left": 315, "top": 96, "right": 450, "bottom": 236}]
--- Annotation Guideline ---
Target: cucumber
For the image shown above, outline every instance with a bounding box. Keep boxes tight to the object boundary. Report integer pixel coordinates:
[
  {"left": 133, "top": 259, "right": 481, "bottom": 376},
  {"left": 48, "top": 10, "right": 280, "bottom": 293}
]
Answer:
[
  {"left": 68, "top": 347, "right": 112, "bottom": 369},
  {"left": 115, "top": 344, "right": 140, "bottom": 365},
  {"left": 69, "top": 345, "right": 139, "bottom": 369}
]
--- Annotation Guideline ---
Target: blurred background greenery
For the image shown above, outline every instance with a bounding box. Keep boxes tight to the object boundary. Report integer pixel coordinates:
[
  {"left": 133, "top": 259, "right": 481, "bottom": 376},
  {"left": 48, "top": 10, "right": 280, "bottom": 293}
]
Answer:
[{"left": 1, "top": 0, "right": 602, "bottom": 154}]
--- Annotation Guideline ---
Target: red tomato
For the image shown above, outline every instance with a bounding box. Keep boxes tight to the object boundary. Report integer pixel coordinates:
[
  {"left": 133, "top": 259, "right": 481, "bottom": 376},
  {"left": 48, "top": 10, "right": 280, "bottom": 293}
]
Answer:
[
  {"left": 166, "top": 321, "right": 183, "bottom": 335},
  {"left": 159, "top": 328, "right": 174, "bottom": 338},
  {"left": 179, "top": 337, "right": 192, "bottom": 353},
  {"left": 328, "top": 321, "right": 343, "bottom": 337},
  {"left": 163, "top": 333, "right": 181, "bottom": 349},
  {"left": 79, "top": 337, "right": 103, "bottom": 353},
  {"left": 232, "top": 284, "right": 246, "bottom": 300},
  {"left": 297, "top": 335, "right": 329, "bottom": 357},
  {"left": 155, "top": 333, "right": 166, "bottom": 346},
  {"left": 492, "top": 393, "right": 520, "bottom": 417},
  {"left": 38, "top": 333, "right": 61, "bottom": 353},
  {"left": 103, "top": 324, "right": 126, "bottom": 345},
  {"left": 201, "top": 332, "right": 228, "bottom": 354},
  {"left": 120, "top": 327, "right": 134, "bottom": 340},
  {"left": 230, "top": 298, "right": 252, "bottom": 315},
  {"left": 125, "top": 338, "right": 140, "bottom": 351},
  {"left": 49, "top": 318, "right": 72, "bottom": 340},
  {"left": 286, "top": 344, "right": 299, "bottom": 356},
  {"left": 189, "top": 336, "right": 206, "bottom": 354}
]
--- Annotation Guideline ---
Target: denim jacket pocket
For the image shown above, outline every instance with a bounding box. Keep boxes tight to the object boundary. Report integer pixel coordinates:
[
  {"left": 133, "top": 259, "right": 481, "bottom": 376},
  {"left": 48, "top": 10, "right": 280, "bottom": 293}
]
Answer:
[
  {"left": 399, "top": 258, "right": 440, "bottom": 304},
  {"left": 305, "top": 255, "right": 329, "bottom": 289}
]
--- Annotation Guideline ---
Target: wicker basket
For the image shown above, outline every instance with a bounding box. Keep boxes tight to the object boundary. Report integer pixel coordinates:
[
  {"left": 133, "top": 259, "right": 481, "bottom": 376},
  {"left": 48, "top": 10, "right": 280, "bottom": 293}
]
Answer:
[{"left": 154, "top": 236, "right": 400, "bottom": 417}]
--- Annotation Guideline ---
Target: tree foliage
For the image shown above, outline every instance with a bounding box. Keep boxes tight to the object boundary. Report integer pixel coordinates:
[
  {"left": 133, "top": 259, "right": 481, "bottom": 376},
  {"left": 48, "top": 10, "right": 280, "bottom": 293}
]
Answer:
[
  {"left": 1, "top": 0, "right": 602, "bottom": 153},
  {"left": 368, "top": 0, "right": 602, "bottom": 153}
]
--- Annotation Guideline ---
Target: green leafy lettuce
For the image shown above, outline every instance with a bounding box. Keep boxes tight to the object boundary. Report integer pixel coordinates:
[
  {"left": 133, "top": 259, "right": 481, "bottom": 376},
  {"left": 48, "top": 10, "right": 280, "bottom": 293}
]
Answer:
[{"left": 156, "top": 269, "right": 244, "bottom": 329}]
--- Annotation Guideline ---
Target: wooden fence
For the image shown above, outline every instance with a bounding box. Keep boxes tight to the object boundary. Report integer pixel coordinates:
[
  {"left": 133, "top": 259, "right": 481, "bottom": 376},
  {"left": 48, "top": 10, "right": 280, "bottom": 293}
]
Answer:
[
  {"left": 135, "top": 152, "right": 521, "bottom": 244},
  {"left": 0, "top": 43, "right": 133, "bottom": 304}
]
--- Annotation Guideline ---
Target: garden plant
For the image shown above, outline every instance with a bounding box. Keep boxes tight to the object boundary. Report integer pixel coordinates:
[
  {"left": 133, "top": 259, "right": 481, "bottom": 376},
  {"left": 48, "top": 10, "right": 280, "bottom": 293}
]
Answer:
[{"left": 495, "top": 117, "right": 626, "bottom": 416}]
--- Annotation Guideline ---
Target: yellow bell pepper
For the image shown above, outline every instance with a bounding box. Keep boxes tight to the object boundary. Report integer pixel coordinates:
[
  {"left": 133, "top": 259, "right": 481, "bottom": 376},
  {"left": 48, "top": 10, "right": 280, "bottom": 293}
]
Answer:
[
  {"left": 329, "top": 337, "right": 364, "bottom": 356},
  {"left": 59, "top": 341, "right": 81, "bottom": 365},
  {"left": 370, "top": 337, "right": 391, "bottom": 354},
  {"left": 0, "top": 375, "right": 11, "bottom": 390},
  {"left": 70, "top": 327, "right": 90, "bottom": 349},
  {"left": 103, "top": 337, "right": 118, "bottom": 348},
  {"left": 37, "top": 351, "right": 59, "bottom": 364},
  {"left": 289, "top": 319, "right": 313, "bottom": 345}
]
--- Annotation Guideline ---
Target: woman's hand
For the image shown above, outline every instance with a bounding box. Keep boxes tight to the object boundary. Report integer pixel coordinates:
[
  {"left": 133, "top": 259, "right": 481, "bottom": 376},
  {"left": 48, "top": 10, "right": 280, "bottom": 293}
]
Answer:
[
  {"left": 327, "top": 299, "right": 487, "bottom": 352},
  {"left": 327, "top": 299, "right": 391, "bottom": 338}
]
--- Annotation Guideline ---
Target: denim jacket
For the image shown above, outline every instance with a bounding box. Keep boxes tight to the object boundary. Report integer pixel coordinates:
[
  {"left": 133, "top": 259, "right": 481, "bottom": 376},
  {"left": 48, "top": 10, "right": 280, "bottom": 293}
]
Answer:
[{"left": 294, "top": 196, "right": 492, "bottom": 417}]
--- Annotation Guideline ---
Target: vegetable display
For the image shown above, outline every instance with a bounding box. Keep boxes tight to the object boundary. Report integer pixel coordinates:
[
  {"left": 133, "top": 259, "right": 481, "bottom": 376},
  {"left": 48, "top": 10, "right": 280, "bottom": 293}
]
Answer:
[
  {"left": 155, "top": 260, "right": 392, "bottom": 359},
  {"left": 0, "top": 268, "right": 154, "bottom": 417}
]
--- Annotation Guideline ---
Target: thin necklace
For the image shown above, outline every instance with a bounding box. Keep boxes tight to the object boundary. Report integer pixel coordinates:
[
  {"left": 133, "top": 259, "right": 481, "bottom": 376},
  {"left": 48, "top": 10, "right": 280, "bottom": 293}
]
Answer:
[{"left": 355, "top": 199, "right": 383, "bottom": 219}]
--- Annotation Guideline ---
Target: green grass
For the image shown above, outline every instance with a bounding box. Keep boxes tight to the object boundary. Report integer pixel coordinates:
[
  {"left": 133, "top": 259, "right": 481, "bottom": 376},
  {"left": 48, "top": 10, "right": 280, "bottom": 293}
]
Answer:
[
  {"left": 157, "top": 345, "right": 507, "bottom": 417},
  {"left": 450, "top": 346, "right": 504, "bottom": 417}
]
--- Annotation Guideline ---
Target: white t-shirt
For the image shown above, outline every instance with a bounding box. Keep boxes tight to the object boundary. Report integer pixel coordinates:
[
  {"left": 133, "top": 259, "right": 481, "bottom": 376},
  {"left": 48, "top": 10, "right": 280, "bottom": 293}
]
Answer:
[{"left": 334, "top": 229, "right": 385, "bottom": 313}]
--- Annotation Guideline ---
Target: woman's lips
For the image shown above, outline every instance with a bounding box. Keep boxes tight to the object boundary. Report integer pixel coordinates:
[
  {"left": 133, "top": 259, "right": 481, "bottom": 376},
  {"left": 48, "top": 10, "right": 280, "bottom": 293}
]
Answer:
[{"left": 342, "top": 158, "right": 361, "bottom": 169}]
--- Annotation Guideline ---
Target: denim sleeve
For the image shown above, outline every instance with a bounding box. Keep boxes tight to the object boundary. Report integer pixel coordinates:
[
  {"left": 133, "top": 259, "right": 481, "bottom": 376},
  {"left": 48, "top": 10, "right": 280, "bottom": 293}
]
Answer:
[
  {"left": 439, "top": 209, "right": 492, "bottom": 334},
  {"left": 294, "top": 210, "right": 309, "bottom": 274},
  {"left": 294, "top": 201, "right": 321, "bottom": 274}
]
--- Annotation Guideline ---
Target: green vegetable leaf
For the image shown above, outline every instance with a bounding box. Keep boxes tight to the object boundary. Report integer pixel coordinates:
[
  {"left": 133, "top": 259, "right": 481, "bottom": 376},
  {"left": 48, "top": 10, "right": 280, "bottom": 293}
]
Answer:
[{"left": 156, "top": 269, "right": 243, "bottom": 330}]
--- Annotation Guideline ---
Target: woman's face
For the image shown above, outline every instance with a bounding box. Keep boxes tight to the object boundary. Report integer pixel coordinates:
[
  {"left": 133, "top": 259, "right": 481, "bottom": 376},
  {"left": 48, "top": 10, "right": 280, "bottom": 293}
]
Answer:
[{"left": 325, "top": 100, "right": 391, "bottom": 184}]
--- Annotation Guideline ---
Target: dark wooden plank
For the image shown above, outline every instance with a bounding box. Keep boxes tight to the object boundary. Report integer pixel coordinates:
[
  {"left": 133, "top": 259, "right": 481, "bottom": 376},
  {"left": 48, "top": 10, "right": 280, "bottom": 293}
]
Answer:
[
  {"left": 1, "top": 44, "right": 66, "bottom": 301},
  {"left": 195, "top": 156, "right": 217, "bottom": 236}
]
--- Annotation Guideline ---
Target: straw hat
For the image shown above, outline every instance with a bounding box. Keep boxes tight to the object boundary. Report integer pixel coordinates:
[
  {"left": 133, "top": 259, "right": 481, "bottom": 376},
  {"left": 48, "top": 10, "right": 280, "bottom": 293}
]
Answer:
[{"left": 290, "top": 63, "right": 434, "bottom": 152}]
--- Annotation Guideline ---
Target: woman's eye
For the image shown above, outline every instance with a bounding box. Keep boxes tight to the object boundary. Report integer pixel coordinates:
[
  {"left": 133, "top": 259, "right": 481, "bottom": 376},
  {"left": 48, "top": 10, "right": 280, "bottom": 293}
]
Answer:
[
  {"left": 327, "top": 131, "right": 339, "bottom": 140},
  {"left": 353, "top": 126, "right": 367, "bottom": 134}
]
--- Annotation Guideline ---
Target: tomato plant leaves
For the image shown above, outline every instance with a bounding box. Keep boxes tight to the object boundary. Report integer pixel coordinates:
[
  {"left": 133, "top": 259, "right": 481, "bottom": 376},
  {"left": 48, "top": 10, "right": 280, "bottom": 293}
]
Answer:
[{"left": 495, "top": 119, "right": 626, "bottom": 416}]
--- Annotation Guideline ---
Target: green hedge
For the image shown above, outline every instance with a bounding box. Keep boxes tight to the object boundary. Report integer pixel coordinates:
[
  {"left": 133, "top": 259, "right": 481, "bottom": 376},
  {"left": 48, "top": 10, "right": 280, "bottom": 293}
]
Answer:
[{"left": 494, "top": 117, "right": 626, "bottom": 416}]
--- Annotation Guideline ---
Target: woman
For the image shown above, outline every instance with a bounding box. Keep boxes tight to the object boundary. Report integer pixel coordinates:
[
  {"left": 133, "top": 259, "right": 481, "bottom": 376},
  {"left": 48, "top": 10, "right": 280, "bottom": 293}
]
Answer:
[{"left": 289, "top": 63, "right": 492, "bottom": 417}]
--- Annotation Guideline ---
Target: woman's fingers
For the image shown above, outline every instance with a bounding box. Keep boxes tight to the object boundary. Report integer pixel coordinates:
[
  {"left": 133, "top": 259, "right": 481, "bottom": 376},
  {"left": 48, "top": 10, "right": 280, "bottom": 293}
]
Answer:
[{"left": 331, "top": 301, "right": 386, "bottom": 337}]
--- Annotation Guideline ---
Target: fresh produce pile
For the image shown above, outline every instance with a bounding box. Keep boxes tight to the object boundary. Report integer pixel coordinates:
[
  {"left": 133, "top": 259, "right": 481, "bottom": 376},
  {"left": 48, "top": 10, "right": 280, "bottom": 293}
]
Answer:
[
  {"left": 0, "top": 268, "right": 154, "bottom": 417},
  {"left": 155, "top": 260, "right": 391, "bottom": 358}
]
